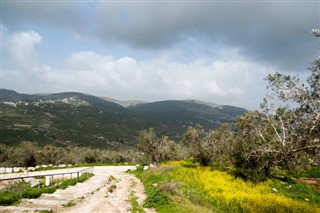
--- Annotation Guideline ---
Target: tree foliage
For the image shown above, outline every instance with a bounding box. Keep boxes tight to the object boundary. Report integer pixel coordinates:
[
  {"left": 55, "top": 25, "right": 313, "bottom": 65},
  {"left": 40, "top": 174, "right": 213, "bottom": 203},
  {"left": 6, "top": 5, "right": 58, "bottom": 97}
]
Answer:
[
  {"left": 138, "top": 128, "right": 181, "bottom": 165},
  {"left": 182, "top": 124, "right": 235, "bottom": 166},
  {"left": 235, "top": 59, "right": 320, "bottom": 181}
]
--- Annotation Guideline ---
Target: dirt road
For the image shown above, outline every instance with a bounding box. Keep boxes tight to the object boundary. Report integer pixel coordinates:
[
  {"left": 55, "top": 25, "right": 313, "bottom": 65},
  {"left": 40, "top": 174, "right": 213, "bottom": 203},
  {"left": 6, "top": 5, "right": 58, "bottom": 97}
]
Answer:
[{"left": 0, "top": 166, "right": 156, "bottom": 213}]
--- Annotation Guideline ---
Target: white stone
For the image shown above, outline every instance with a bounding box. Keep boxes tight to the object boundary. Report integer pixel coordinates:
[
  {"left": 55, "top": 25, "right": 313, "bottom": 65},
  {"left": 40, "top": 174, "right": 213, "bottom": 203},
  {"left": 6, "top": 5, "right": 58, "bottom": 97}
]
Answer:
[
  {"left": 150, "top": 164, "right": 156, "bottom": 168},
  {"left": 45, "top": 176, "right": 51, "bottom": 186},
  {"left": 143, "top": 166, "right": 149, "bottom": 171}
]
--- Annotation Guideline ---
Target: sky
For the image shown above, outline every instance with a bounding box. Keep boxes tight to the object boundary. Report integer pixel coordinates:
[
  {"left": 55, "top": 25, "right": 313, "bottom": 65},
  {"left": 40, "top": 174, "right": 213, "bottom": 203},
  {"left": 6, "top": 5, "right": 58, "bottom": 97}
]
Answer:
[{"left": 1, "top": 0, "right": 319, "bottom": 109}]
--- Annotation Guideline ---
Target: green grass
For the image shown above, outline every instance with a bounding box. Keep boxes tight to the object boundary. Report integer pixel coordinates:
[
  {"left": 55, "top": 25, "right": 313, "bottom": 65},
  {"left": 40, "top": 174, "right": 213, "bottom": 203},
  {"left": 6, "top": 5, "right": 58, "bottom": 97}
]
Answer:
[
  {"left": 61, "top": 201, "right": 76, "bottom": 208},
  {"left": 133, "top": 161, "right": 320, "bottom": 213},
  {"left": 129, "top": 190, "right": 145, "bottom": 213},
  {"left": 128, "top": 179, "right": 145, "bottom": 213},
  {"left": 271, "top": 179, "right": 320, "bottom": 204},
  {"left": 132, "top": 165, "right": 170, "bottom": 210},
  {"left": 299, "top": 166, "right": 320, "bottom": 178},
  {"left": 108, "top": 184, "right": 117, "bottom": 193},
  {"left": 0, "top": 192, "right": 20, "bottom": 206},
  {"left": 58, "top": 173, "right": 93, "bottom": 189}
]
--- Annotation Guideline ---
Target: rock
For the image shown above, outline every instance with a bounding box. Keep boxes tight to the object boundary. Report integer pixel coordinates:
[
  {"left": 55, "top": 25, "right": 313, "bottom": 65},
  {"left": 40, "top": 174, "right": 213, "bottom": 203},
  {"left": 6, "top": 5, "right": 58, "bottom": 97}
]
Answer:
[
  {"left": 28, "top": 167, "right": 35, "bottom": 171},
  {"left": 152, "top": 183, "right": 158, "bottom": 187},
  {"left": 143, "top": 166, "right": 149, "bottom": 171}
]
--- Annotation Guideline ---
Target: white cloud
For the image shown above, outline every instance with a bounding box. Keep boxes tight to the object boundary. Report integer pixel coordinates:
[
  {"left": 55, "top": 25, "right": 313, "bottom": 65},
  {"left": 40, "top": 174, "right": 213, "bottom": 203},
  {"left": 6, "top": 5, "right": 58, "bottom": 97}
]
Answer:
[
  {"left": 29, "top": 55, "right": 273, "bottom": 109},
  {"left": 3, "top": 30, "right": 276, "bottom": 109},
  {"left": 9, "top": 31, "right": 42, "bottom": 66},
  {"left": 0, "top": 24, "right": 9, "bottom": 50}
]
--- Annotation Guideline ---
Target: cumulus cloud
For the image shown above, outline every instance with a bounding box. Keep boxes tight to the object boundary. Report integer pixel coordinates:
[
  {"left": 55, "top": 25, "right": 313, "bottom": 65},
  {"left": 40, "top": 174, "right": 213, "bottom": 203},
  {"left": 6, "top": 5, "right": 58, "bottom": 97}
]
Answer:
[
  {"left": 93, "top": 1, "right": 319, "bottom": 70},
  {"left": 2, "top": 1, "right": 319, "bottom": 71},
  {"left": 9, "top": 31, "right": 42, "bottom": 66},
  {"left": 3, "top": 30, "right": 274, "bottom": 109},
  {"left": 0, "top": 24, "right": 9, "bottom": 49}
]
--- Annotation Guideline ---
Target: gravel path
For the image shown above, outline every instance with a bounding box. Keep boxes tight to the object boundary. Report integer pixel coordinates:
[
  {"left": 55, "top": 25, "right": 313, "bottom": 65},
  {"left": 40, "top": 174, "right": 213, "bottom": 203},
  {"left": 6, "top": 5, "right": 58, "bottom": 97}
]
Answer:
[{"left": 0, "top": 166, "right": 156, "bottom": 213}]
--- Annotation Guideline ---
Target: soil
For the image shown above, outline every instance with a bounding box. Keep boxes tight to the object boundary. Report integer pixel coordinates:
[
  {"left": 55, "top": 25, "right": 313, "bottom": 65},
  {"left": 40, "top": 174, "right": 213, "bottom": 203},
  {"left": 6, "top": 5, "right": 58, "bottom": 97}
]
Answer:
[{"left": 297, "top": 178, "right": 320, "bottom": 190}]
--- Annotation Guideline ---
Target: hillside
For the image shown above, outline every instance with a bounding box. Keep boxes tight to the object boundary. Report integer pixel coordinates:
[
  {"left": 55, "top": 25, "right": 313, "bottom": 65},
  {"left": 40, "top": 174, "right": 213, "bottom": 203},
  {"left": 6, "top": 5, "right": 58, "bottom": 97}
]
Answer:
[
  {"left": 0, "top": 89, "right": 246, "bottom": 148},
  {"left": 128, "top": 100, "right": 246, "bottom": 135}
]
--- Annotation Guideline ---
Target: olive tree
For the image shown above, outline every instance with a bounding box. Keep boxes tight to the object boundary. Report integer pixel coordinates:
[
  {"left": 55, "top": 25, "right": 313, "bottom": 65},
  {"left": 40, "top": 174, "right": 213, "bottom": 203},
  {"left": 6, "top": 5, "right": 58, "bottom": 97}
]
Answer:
[
  {"left": 138, "top": 128, "right": 179, "bottom": 165},
  {"left": 235, "top": 59, "right": 320, "bottom": 181},
  {"left": 182, "top": 124, "right": 235, "bottom": 166}
]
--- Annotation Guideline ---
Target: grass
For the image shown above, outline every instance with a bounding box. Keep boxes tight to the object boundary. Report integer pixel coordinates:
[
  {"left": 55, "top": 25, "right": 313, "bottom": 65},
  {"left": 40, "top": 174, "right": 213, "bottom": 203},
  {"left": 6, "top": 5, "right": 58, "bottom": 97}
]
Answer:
[
  {"left": 299, "top": 166, "right": 320, "bottom": 178},
  {"left": 58, "top": 173, "right": 93, "bottom": 189},
  {"left": 129, "top": 190, "right": 145, "bottom": 213},
  {"left": 272, "top": 179, "right": 320, "bottom": 204},
  {"left": 128, "top": 179, "right": 145, "bottom": 213},
  {"left": 61, "top": 201, "right": 76, "bottom": 208},
  {"left": 0, "top": 173, "right": 93, "bottom": 206},
  {"left": 133, "top": 161, "right": 320, "bottom": 213},
  {"left": 108, "top": 184, "right": 117, "bottom": 193}
]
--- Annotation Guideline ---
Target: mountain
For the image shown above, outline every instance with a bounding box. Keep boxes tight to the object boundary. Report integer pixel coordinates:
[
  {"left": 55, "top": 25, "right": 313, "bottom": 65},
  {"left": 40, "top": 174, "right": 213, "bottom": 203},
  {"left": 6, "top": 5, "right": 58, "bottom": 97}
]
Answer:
[
  {"left": 0, "top": 89, "right": 247, "bottom": 149},
  {"left": 128, "top": 100, "right": 246, "bottom": 135}
]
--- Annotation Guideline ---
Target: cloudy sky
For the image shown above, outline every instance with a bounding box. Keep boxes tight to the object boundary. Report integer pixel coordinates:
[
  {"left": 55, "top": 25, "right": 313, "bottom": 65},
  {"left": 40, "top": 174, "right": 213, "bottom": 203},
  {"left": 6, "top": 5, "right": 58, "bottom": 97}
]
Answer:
[{"left": 1, "top": 1, "right": 319, "bottom": 109}]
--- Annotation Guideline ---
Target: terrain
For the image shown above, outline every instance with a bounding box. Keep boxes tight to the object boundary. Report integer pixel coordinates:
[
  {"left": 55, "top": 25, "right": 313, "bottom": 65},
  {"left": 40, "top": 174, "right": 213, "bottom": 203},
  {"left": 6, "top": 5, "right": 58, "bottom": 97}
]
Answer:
[
  {"left": 0, "top": 89, "right": 246, "bottom": 148},
  {"left": 0, "top": 166, "right": 155, "bottom": 213}
]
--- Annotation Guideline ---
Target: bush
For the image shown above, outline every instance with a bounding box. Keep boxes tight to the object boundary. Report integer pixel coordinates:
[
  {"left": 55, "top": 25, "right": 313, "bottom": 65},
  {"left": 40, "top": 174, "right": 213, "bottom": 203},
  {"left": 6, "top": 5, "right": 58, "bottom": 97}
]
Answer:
[
  {"left": 22, "top": 187, "right": 42, "bottom": 199},
  {"left": 0, "top": 192, "right": 20, "bottom": 206},
  {"left": 144, "top": 190, "right": 169, "bottom": 208}
]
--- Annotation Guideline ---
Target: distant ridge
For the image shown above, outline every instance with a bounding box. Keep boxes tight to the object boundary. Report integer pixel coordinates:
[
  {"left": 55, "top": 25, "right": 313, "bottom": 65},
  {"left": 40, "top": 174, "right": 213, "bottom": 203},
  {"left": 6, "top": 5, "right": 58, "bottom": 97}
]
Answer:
[
  {"left": 101, "top": 97, "right": 148, "bottom": 107},
  {"left": 0, "top": 89, "right": 247, "bottom": 148}
]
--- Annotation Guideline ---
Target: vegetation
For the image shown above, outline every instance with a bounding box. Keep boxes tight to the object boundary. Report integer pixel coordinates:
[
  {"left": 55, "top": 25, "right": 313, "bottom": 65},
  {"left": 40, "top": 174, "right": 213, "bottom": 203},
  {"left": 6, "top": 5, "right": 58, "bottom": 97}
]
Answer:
[
  {"left": 0, "top": 57, "right": 319, "bottom": 211},
  {"left": 134, "top": 161, "right": 319, "bottom": 213},
  {"left": 132, "top": 59, "right": 320, "bottom": 212},
  {"left": 128, "top": 180, "right": 145, "bottom": 213},
  {"left": 61, "top": 201, "right": 76, "bottom": 208},
  {"left": 234, "top": 59, "right": 320, "bottom": 181},
  {"left": 0, "top": 173, "right": 93, "bottom": 206},
  {"left": 136, "top": 59, "right": 320, "bottom": 182},
  {"left": 138, "top": 128, "right": 183, "bottom": 165},
  {"left": 0, "top": 142, "right": 144, "bottom": 167},
  {"left": 0, "top": 90, "right": 244, "bottom": 148}
]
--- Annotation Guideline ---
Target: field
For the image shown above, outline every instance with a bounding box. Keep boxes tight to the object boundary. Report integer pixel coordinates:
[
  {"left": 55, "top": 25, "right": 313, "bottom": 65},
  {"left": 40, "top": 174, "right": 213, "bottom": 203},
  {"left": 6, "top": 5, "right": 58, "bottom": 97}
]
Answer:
[{"left": 134, "top": 161, "right": 320, "bottom": 213}]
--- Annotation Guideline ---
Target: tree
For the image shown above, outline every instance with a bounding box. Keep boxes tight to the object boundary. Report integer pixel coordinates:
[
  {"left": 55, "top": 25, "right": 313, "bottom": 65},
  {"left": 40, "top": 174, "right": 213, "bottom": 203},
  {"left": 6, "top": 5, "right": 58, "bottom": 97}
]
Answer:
[
  {"left": 138, "top": 128, "right": 179, "bottom": 165},
  {"left": 182, "top": 124, "right": 236, "bottom": 166},
  {"left": 235, "top": 59, "right": 320, "bottom": 180},
  {"left": 182, "top": 124, "right": 211, "bottom": 166},
  {"left": 207, "top": 124, "right": 236, "bottom": 165},
  {"left": 11, "top": 141, "right": 37, "bottom": 167}
]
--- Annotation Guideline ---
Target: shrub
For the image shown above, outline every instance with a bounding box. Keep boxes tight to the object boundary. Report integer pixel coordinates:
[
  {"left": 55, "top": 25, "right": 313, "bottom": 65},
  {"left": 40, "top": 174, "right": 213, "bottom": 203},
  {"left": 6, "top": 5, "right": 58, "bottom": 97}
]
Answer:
[
  {"left": 0, "top": 192, "right": 20, "bottom": 206},
  {"left": 22, "top": 187, "right": 42, "bottom": 199},
  {"left": 144, "top": 189, "right": 169, "bottom": 208}
]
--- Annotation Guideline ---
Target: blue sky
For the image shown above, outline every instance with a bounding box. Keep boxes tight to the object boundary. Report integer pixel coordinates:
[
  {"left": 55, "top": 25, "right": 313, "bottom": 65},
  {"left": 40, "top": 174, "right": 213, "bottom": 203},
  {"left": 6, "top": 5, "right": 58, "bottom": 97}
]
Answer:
[{"left": 1, "top": 1, "right": 319, "bottom": 109}]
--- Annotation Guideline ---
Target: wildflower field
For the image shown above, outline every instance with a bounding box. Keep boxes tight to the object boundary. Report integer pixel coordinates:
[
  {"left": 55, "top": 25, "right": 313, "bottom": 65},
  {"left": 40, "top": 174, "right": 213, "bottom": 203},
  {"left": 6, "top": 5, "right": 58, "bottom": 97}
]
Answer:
[{"left": 134, "top": 161, "right": 320, "bottom": 213}]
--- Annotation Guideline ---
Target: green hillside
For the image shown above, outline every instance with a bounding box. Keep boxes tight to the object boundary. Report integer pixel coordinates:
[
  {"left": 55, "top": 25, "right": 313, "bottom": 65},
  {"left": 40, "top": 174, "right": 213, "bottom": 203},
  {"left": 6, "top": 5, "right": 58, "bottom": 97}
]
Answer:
[{"left": 0, "top": 89, "right": 246, "bottom": 148}]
